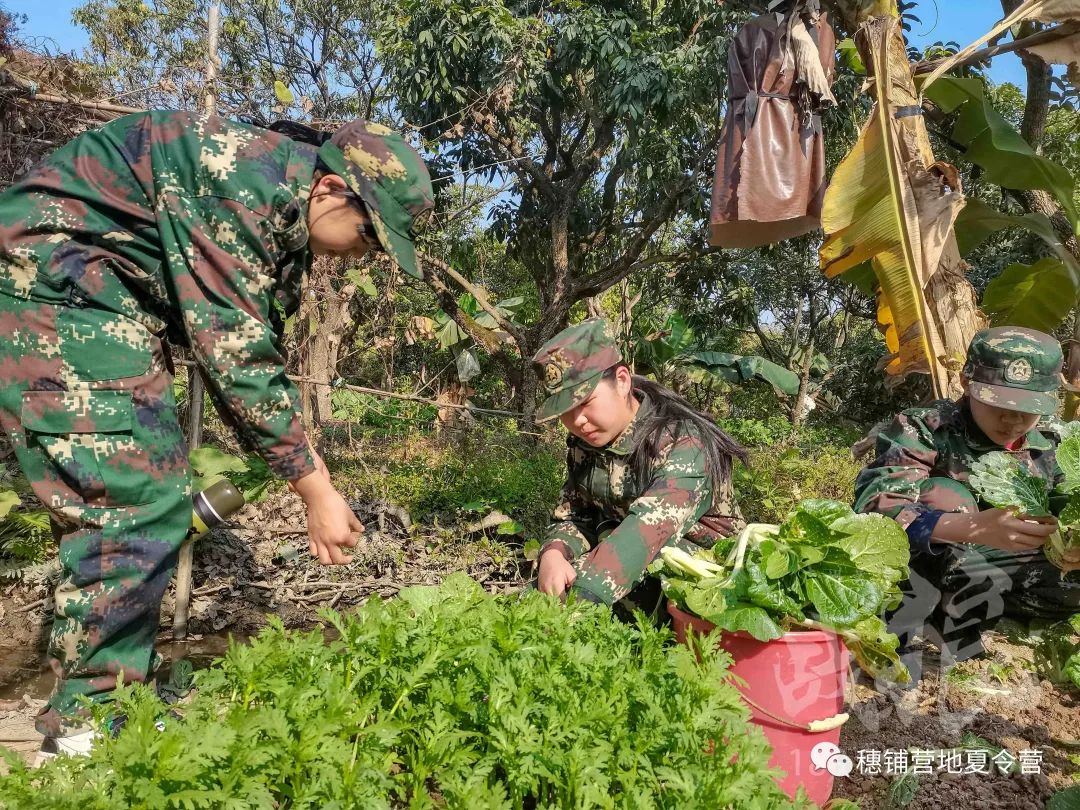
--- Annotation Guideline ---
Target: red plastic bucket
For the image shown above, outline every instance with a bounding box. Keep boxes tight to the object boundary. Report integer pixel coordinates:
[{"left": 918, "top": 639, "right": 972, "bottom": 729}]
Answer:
[{"left": 668, "top": 601, "right": 849, "bottom": 805}]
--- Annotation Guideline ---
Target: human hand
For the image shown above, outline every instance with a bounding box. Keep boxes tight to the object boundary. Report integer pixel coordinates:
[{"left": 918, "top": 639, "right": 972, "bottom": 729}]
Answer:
[
  {"left": 538, "top": 547, "right": 577, "bottom": 597},
  {"left": 292, "top": 472, "right": 364, "bottom": 565},
  {"left": 934, "top": 508, "right": 1058, "bottom": 552}
]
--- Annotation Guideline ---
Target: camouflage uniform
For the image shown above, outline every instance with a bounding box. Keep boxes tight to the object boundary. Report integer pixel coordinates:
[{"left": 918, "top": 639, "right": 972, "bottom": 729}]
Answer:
[
  {"left": 0, "top": 111, "right": 433, "bottom": 735},
  {"left": 533, "top": 319, "right": 744, "bottom": 609},
  {"left": 854, "top": 327, "right": 1078, "bottom": 663}
]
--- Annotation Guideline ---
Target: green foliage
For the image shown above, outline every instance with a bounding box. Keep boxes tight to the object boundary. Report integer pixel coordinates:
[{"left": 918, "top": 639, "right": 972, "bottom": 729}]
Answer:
[
  {"left": 653, "top": 500, "right": 910, "bottom": 680},
  {"left": 1049, "top": 785, "right": 1080, "bottom": 810},
  {"left": 337, "top": 432, "right": 563, "bottom": 538},
  {"left": 0, "top": 475, "right": 53, "bottom": 574},
  {"left": 969, "top": 451, "right": 1052, "bottom": 516},
  {"left": 925, "top": 76, "right": 1079, "bottom": 229},
  {"left": 970, "top": 439, "right": 1080, "bottom": 568},
  {"left": 0, "top": 576, "right": 804, "bottom": 808},
  {"left": 981, "top": 256, "right": 1078, "bottom": 332},
  {"left": 731, "top": 435, "right": 864, "bottom": 526},
  {"left": 0, "top": 505, "right": 52, "bottom": 570},
  {"left": 635, "top": 312, "right": 801, "bottom": 397},
  {"left": 189, "top": 446, "right": 278, "bottom": 503},
  {"left": 1031, "top": 615, "right": 1080, "bottom": 691}
]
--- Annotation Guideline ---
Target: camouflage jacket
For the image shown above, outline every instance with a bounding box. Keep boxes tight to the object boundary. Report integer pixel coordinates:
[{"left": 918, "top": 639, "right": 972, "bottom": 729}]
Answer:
[
  {"left": 0, "top": 111, "right": 316, "bottom": 479},
  {"left": 853, "top": 398, "right": 1062, "bottom": 556},
  {"left": 541, "top": 391, "right": 744, "bottom": 604}
]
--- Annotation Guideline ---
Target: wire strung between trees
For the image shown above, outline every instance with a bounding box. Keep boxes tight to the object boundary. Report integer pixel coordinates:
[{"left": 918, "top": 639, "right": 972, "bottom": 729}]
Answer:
[{"left": 287, "top": 375, "right": 527, "bottom": 419}]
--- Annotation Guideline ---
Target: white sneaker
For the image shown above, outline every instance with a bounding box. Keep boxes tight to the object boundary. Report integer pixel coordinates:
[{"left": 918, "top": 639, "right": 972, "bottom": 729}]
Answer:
[{"left": 33, "top": 728, "right": 96, "bottom": 767}]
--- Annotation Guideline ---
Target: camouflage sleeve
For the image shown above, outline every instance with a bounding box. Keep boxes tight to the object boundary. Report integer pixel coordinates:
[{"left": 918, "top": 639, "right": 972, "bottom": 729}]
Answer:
[
  {"left": 539, "top": 453, "right": 595, "bottom": 560},
  {"left": 853, "top": 409, "right": 976, "bottom": 556},
  {"left": 158, "top": 192, "right": 315, "bottom": 480},
  {"left": 854, "top": 411, "right": 940, "bottom": 526},
  {"left": 571, "top": 433, "right": 711, "bottom": 605}
]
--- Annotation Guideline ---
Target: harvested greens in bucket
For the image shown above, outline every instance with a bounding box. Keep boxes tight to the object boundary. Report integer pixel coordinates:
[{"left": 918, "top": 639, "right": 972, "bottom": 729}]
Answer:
[
  {"left": 650, "top": 499, "right": 911, "bottom": 682},
  {"left": 969, "top": 429, "right": 1080, "bottom": 571}
]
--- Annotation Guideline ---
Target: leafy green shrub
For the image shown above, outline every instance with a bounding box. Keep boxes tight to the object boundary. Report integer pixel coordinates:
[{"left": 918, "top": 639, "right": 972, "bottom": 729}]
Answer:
[
  {"left": 735, "top": 442, "right": 864, "bottom": 525},
  {"left": 0, "top": 473, "right": 53, "bottom": 576},
  {"left": 0, "top": 576, "right": 804, "bottom": 809},
  {"left": 339, "top": 432, "right": 564, "bottom": 537}
]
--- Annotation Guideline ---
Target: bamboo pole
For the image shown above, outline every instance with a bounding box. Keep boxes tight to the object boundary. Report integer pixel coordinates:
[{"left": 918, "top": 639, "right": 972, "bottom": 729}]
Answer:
[{"left": 174, "top": 1, "right": 220, "bottom": 642}]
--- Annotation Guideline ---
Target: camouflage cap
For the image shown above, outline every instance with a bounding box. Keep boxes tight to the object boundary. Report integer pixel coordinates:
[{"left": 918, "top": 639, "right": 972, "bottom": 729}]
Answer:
[
  {"left": 318, "top": 121, "right": 434, "bottom": 279},
  {"left": 532, "top": 318, "right": 622, "bottom": 423},
  {"left": 963, "top": 326, "right": 1063, "bottom": 416}
]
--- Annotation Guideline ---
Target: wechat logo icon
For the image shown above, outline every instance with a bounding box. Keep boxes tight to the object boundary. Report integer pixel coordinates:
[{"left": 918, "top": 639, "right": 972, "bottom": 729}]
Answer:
[{"left": 811, "top": 742, "right": 854, "bottom": 777}]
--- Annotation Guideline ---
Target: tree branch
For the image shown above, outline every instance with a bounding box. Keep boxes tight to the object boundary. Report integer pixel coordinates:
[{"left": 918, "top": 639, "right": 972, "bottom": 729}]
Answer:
[
  {"left": 469, "top": 109, "right": 556, "bottom": 199},
  {"left": 418, "top": 253, "right": 528, "bottom": 349},
  {"left": 913, "top": 21, "right": 1080, "bottom": 75}
]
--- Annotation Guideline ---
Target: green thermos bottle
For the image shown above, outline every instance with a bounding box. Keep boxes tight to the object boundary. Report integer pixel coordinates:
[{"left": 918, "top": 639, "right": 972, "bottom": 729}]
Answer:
[{"left": 190, "top": 479, "right": 246, "bottom": 538}]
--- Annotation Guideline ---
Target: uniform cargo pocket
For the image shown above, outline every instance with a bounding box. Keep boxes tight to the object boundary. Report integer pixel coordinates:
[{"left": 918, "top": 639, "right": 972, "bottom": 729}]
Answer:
[
  {"left": 21, "top": 389, "right": 157, "bottom": 509},
  {"left": 57, "top": 306, "right": 152, "bottom": 382}
]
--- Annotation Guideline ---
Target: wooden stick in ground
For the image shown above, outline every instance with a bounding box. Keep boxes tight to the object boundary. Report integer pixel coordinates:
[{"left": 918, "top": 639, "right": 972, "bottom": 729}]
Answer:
[{"left": 174, "top": 2, "right": 220, "bottom": 642}]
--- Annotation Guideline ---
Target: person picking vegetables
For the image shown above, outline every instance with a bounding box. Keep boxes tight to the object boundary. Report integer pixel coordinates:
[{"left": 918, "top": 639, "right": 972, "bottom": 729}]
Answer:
[
  {"left": 532, "top": 318, "right": 747, "bottom": 615},
  {"left": 854, "top": 327, "right": 1080, "bottom": 670},
  {"left": 0, "top": 111, "right": 434, "bottom": 757}
]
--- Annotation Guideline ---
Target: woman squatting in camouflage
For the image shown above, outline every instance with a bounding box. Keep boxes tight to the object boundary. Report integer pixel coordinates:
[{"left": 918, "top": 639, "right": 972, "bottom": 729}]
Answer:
[
  {"left": 532, "top": 318, "right": 748, "bottom": 612},
  {"left": 854, "top": 327, "right": 1080, "bottom": 676},
  {"left": 0, "top": 111, "right": 434, "bottom": 753}
]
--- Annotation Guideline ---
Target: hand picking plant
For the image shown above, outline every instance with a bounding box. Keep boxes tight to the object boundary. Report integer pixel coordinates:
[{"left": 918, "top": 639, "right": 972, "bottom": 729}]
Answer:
[
  {"left": 0, "top": 575, "right": 807, "bottom": 809},
  {"left": 969, "top": 431, "right": 1080, "bottom": 571},
  {"left": 650, "top": 499, "right": 911, "bottom": 682}
]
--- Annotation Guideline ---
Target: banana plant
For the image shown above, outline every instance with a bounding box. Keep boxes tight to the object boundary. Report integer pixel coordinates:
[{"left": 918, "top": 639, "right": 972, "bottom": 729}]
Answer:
[
  {"left": 633, "top": 313, "right": 802, "bottom": 397},
  {"left": 820, "top": 14, "right": 967, "bottom": 397}
]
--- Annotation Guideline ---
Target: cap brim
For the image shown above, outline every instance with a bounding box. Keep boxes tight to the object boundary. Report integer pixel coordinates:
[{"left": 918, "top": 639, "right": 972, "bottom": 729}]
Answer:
[
  {"left": 534, "top": 374, "right": 603, "bottom": 423},
  {"left": 364, "top": 204, "right": 422, "bottom": 279},
  {"left": 969, "top": 382, "right": 1059, "bottom": 416},
  {"left": 321, "top": 140, "right": 423, "bottom": 279}
]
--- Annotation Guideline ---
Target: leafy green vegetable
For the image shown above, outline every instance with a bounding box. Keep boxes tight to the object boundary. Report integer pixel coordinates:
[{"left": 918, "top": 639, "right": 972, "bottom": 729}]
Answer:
[
  {"left": 655, "top": 501, "right": 911, "bottom": 680},
  {"left": 0, "top": 575, "right": 805, "bottom": 808},
  {"left": 969, "top": 451, "right": 1051, "bottom": 516},
  {"left": 969, "top": 437, "right": 1080, "bottom": 571},
  {"left": 1032, "top": 615, "right": 1080, "bottom": 691}
]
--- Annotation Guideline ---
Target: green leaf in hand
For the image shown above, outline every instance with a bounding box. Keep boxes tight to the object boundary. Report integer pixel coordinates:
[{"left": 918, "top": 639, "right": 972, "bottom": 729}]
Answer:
[{"left": 969, "top": 451, "right": 1051, "bottom": 516}]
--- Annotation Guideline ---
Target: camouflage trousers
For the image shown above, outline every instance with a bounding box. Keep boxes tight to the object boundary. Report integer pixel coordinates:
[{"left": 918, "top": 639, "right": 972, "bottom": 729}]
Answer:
[
  {"left": 888, "top": 542, "right": 1080, "bottom": 665},
  {"left": 0, "top": 291, "right": 190, "bottom": 736}
]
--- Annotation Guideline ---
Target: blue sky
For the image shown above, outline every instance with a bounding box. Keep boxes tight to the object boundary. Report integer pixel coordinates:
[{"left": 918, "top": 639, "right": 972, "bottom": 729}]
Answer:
[{"left": 5, "top": 0, "right": 1029, "bottom": 90}]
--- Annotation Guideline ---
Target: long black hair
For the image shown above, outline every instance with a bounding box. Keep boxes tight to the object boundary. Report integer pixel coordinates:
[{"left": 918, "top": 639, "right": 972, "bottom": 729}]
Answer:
[
  {"left": 599, "top": 366, "right": 749, "bottom": 495},
  {"left": 265, "top": 119, "right": 332, "bottom": 146}
]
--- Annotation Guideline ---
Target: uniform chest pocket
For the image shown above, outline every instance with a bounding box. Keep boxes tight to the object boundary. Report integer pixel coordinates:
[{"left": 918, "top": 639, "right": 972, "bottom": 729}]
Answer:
[
  {"left": 21, "top": 389, "right": 157, "bottom": 510},
  {"left": 57, "top": 306, "right": 153, "bottom": 382}
]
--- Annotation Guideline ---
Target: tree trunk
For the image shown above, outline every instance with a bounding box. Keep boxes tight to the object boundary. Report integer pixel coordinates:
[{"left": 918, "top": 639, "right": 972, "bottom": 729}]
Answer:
[
  {"left": 307, "top": 280, "right": 357, "bottom": 422},
  {"left": 792, "top": 333, "right": 816, "bottom": 428}
]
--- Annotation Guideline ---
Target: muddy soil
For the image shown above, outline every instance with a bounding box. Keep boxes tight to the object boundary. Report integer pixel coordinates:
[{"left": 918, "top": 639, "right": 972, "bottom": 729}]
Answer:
[{"left": 833, "top": 634, "right": 1079, "bottom": 809}]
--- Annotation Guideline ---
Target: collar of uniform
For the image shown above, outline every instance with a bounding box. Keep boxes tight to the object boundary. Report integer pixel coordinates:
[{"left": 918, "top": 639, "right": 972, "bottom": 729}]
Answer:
[
  {"left": 607, "top": 390, "right": 653, "bottom": 456},
  {"left": 959, "top": 396, "right": 1051, "bottom": 452}
]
